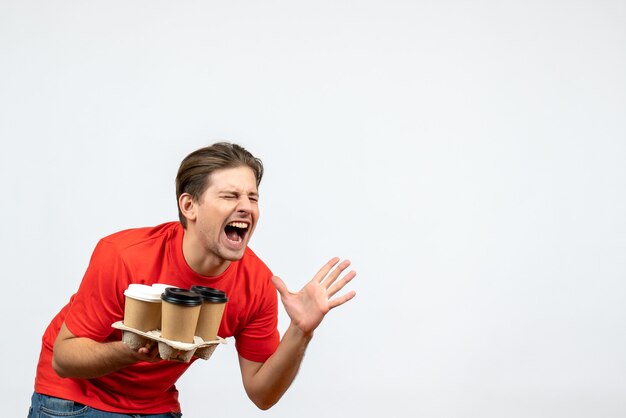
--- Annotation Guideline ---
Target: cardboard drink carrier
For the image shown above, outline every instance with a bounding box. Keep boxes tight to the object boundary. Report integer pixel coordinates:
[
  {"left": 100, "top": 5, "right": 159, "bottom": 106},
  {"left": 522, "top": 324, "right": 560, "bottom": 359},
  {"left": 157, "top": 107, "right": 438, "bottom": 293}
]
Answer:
[{"left": 115, "top": 284, "right": 227, "bottom": 363}]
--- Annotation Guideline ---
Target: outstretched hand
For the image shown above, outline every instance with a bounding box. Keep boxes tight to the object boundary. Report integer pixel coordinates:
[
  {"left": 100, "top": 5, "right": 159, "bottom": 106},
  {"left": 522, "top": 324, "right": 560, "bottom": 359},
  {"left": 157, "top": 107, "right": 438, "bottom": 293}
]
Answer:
[{"left": 272, "top": 257, "right": 357, "bottom": 336}]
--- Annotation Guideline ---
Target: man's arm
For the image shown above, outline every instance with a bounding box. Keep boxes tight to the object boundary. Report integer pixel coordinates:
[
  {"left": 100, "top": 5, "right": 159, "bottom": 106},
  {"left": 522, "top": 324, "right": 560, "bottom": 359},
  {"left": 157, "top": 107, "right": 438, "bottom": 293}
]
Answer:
[
  {"left": 239, "top": 258, "right": 356, "bottom": 410},
  {"left": 52, "top": 322, "right": 160, "bottom": 379}
]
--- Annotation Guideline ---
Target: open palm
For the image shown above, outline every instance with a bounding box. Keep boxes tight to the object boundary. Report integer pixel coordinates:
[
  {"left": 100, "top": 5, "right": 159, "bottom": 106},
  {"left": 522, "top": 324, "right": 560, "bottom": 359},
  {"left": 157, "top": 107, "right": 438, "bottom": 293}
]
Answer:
[{"left": 272, "top": 257, "right": 357, "bottom": 335}]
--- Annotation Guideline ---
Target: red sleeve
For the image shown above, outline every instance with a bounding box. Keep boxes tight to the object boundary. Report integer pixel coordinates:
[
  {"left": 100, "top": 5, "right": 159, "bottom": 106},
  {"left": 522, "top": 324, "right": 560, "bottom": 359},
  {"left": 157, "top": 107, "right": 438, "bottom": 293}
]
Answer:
[
  {"left": 234, "top": 276, "right": 280, "bottom": 363},
  {"left": 64, "top": 239, "right": 130, "bottom": 341}
]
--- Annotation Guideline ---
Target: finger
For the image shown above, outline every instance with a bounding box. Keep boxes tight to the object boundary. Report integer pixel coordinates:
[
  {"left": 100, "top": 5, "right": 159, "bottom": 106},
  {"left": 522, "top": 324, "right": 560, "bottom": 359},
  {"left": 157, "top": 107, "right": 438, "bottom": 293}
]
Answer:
[
  {"left": 137, "top": 347, "right": 151, "bottom": 358},
  {"left": 328, "top": 290, "right": 357, "bottom": 310},
  {"left": 313, "top": 257, "right": 340, "bottom": 283},
  {"left": 322, "top": 259, "right": 351, "bottom": 289},
  {"left": 271, "top": 275, "right": 290, "bottom": 297},
  {"left": 147, "top": 346, "right": 161, "bottom": 361},
  {"left": 138, "top": 347, "right": 149, "bottom": 355},
  {"left": 138, "top": 344, "right": 160, "bottom": 362},
  {"left": 137, "top": 340, "right": 152, "bottom": 355},
  {"left": 327, "top": 270, "right": 356, "bottom": 297}
]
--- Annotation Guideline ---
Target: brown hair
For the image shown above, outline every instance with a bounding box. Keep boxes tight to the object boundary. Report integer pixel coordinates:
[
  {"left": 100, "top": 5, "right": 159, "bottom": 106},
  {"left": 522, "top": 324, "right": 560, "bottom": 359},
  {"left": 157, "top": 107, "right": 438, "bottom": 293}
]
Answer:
[{"left": 175, "top": 142, "right": 264, "bottom": 227}]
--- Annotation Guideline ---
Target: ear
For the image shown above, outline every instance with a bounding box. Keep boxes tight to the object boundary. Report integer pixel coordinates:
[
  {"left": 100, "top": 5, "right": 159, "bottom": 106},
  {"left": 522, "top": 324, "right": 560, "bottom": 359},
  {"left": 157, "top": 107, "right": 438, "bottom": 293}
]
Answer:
[{"left": 179, "top": 193, "right": 197, "bottom": 223}]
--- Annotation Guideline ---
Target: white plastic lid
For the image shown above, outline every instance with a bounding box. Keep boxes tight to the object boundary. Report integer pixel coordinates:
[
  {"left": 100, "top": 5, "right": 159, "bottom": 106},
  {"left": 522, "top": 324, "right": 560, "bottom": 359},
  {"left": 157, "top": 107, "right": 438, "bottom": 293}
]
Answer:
[
  {"left": 152, "top": 283, "right": 176, "bottom": 293},
  {"left": 124, "top": 284, "right": 162, "bottom": 302}
]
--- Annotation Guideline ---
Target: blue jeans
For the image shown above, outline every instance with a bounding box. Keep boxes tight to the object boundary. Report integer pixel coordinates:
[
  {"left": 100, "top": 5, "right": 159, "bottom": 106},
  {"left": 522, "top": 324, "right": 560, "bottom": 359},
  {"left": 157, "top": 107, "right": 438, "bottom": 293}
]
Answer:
[{"left": 28, "top": 393, "right": 183, "bottom": 418}]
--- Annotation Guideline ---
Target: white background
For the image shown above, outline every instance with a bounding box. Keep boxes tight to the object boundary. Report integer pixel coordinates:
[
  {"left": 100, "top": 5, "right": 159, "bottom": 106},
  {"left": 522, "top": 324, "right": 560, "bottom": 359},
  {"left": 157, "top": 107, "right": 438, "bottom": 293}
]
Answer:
[{"left": 1, "top": 1, "right": 625, "bottom": 417}]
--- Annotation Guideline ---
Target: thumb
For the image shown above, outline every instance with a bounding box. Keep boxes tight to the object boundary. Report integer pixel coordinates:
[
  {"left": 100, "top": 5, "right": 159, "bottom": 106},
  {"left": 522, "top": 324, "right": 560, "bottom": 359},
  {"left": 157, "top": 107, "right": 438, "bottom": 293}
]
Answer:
[{"left": 271, "top": 275, "right": 289, "bottom": 297}]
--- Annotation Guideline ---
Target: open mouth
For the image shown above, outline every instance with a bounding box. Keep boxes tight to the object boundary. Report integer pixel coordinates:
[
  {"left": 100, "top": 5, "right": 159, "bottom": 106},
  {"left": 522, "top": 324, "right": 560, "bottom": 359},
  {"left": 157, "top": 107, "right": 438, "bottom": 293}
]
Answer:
[{"left": 224, "top": 221, "right": 249, "bottom": 243}]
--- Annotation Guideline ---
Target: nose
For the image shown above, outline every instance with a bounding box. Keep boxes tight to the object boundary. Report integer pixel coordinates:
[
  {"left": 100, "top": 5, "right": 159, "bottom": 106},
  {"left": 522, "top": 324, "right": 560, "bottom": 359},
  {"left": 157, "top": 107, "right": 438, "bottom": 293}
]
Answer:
[{"left": 236, "top": 196, "right": 254, "bottom": 214}]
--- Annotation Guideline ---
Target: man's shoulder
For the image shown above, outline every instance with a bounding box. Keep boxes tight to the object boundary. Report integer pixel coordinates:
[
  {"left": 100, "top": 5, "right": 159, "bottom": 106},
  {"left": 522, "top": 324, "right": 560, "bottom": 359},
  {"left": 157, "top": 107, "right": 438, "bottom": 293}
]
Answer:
[
  {"left": 240, "top": 247, "right": 272, "bottom": 276},
  {"left": 99, "top": 221, "right": 181, "bottom": 252}
]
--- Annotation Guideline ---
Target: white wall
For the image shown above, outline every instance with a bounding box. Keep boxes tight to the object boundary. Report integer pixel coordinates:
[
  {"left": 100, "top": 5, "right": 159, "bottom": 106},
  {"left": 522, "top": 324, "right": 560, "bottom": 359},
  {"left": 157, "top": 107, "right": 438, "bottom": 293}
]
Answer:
[{"left": 1, "top": 1, "right": 625, "bottom": 417}]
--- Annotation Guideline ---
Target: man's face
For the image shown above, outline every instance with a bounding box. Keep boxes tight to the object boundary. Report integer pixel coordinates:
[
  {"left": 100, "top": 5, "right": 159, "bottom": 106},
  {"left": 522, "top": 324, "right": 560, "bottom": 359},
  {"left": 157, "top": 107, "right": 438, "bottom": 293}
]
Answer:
[{"left": 191, "top": 165, "right": 260, "bottom": 264}]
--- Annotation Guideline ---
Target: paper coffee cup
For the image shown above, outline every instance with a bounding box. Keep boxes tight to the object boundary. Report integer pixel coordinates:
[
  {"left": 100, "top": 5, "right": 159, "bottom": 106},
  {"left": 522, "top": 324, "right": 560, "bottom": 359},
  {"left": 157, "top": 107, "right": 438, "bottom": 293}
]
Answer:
[
  {"left": 123, "top": 284, "right": 162, "bottom": 332},
  {"left": 191, "top": 285, "right": 228, "bottom": 342},
  {"left": 160, "top": 288, "right": 202, "bottom": 343}
]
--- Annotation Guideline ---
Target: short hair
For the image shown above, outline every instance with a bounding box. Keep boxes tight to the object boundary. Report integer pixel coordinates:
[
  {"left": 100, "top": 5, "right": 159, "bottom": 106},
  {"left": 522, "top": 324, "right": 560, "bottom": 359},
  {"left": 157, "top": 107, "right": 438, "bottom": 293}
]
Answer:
[{"left": 175, "top": 142, "right": 264, "bottom": 227}]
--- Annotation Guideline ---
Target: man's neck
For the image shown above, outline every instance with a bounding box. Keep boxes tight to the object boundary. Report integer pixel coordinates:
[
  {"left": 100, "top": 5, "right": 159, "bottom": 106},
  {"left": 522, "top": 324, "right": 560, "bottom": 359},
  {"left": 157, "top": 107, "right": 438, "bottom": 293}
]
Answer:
[{"left": 181, "top": 229, "right": 230, "bottom": 277}]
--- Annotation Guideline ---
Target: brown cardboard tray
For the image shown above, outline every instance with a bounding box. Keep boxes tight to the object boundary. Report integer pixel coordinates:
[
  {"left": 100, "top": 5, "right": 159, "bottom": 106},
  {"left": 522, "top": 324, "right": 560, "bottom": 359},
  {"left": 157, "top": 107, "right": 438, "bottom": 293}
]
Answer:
[{"left": 112, "top": 321, "right": 226, "bottom": 362}]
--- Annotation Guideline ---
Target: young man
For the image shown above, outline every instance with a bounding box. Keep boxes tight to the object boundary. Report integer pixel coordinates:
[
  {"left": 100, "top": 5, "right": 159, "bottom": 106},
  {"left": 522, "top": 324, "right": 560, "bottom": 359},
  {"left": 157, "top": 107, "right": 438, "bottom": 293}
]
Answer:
[{"left": 29, "top": 142, "right": 356, "bottom": 417}]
